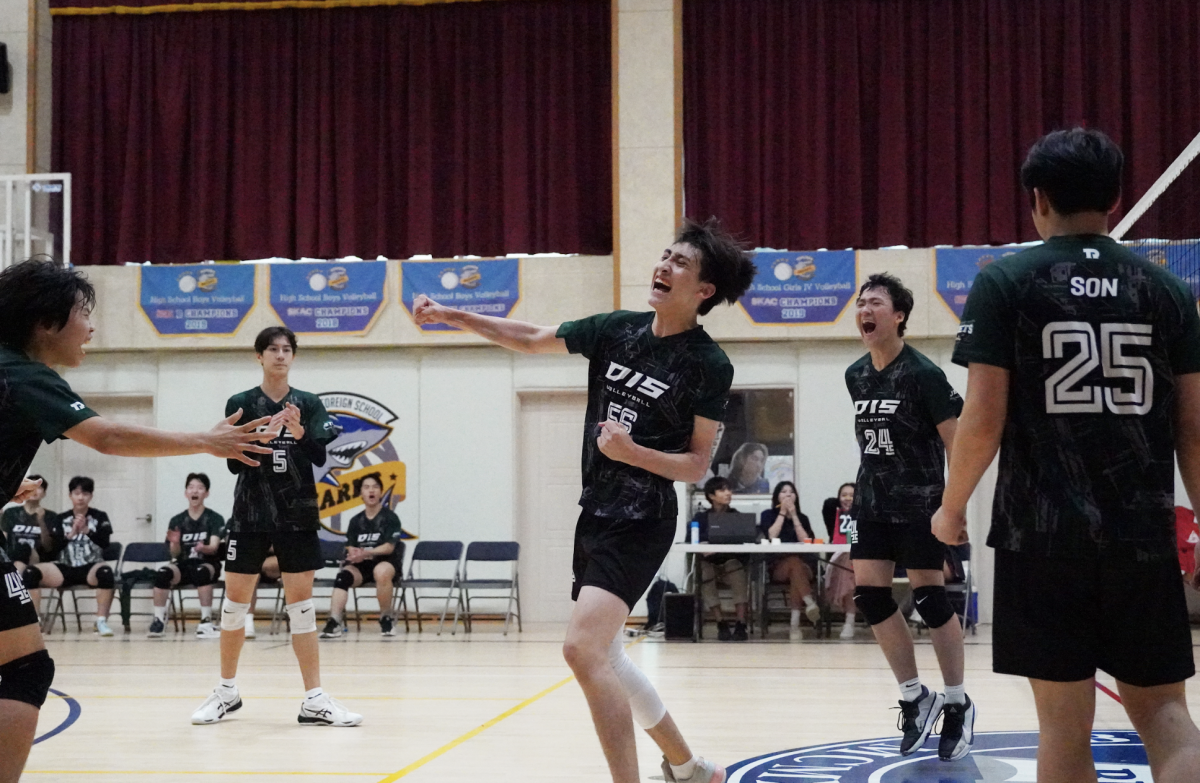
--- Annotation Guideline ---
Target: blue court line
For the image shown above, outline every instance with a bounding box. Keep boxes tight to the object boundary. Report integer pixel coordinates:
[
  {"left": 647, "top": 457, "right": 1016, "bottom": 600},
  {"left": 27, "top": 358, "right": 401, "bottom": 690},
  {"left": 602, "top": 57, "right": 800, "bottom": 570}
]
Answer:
[{"left": 34, "top": 688, "right": 81, "bottom": 745}]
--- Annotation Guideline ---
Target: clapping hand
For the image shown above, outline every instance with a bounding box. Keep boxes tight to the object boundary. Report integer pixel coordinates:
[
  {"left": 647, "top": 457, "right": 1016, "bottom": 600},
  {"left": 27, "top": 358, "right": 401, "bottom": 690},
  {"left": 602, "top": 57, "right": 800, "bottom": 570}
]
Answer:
[{"left": 270, "top": 403, "right": 305, "bottom": 440}]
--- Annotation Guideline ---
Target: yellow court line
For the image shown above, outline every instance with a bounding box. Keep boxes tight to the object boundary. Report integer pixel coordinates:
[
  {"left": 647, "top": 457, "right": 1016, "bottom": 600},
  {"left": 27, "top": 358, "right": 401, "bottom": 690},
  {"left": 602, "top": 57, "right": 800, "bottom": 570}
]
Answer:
[
  {"left": 375, "top": 674, "right": 575, "bottom": 782},
  {"left": 64, "top": 695, "right": 521, "bottom": 701},
  {"left": 376, "top": 638, "right": 642, "bottom": 782}
]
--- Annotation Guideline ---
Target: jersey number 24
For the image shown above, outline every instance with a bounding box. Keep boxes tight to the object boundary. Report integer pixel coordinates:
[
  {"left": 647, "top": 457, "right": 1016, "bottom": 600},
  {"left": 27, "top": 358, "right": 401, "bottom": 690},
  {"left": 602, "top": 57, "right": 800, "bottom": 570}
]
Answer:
[{"left": 1043, "top": 321, "right": 1152, "bottom": 415}]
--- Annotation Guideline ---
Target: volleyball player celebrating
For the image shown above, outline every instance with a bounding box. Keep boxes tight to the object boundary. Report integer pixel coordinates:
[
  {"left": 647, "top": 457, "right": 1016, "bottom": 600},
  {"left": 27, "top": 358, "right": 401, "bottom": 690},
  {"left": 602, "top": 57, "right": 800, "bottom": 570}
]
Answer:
[
  {"left": 0, "top": 259, "right": 272, "bottom": 783},
  {"left": 413, "top": 218, "right": 755, "bottom": 783},
  {"left": 936, "top": 127, "right": 1200, "bottom": 782},
  {"left": 191, "top": 326, "right": 362, "bottom": 727},
  {"left": 846, "top": 273, "right": 975, "bottom": 761}
]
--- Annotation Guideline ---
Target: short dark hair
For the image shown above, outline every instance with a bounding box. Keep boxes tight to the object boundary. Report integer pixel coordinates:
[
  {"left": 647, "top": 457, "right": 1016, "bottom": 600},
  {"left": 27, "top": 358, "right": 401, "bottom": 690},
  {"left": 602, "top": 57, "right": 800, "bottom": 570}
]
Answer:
[
  {"left": 838, "top": 482, "right": 856, "bottom": 495},
  {"left": 69, "top": 476, "right": 94, "bottom": 494},
  {"left": 703, "top": 475, "right": 731, "bottom": 500},
  {"left": 27, "top": 474, "right": 46, "bottom": 494},
  {"left": 858, "top": 273, "right": 914, "bottom": 338},
  {"left": 1020, "top": 128, "right": 1123, "bottom": 216},
  {"left": 0, "top": 257, "right": 96, "bottom": 352},
  {"left": 254, "top": 326, "right": 297, "bottom": 354},
  {"left": 771, "top": 480, "right": 800, "bottom": 511},
  {"left": 360, "top": 472, "right": 384, "bottom": 490},
  {"left": 676, "top": 218, "right": 757, "bottom": 316},
  {"left": 186, "top": 472, "right": 211, "bottom": 491}
]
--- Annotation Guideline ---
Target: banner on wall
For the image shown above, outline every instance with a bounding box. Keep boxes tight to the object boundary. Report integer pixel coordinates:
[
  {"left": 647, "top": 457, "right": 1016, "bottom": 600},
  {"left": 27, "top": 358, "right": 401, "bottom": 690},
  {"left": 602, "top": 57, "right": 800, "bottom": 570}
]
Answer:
[
  {"left": 401, "top": 258, "right": 520, "bottom": 332},
  {"left": 738, "top": 250, "right": 856, "bottom": 325},
  {"left": 1125, "top": 239, "right": 1200, "bottom": 300},
  {"left": 314, "top": 391, "right": 413, "bottom": 539},
  {"left": 139, "top": 264, "right": 256, "bottom": 336},
  {"left": 269, "top": 261, "right": 388, "bottom": 335},
  {"left": 934, "top": 246, "right": 1024, "bottom": 319}
]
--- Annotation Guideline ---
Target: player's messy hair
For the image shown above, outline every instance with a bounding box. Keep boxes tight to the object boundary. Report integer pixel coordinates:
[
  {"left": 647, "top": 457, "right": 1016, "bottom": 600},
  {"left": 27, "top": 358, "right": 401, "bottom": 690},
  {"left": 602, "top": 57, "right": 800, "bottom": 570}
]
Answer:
[
  {"left": 1020, "top": 128, "right": 1123, "bottom": 216},
  {"left": 186, "top": 472, "right": 211, "bottom": 491},
  {"left": 858, "top": 273, "right": 914, "bottom": 338},
  {"left": 676, "top": 217, "right": 757, "bottom": 316},
  {"left": 254, "top": 325, "right": 298, "bottom": 354},
  {"left": 0, "top": 257, "right": 95, "bottom": 352}
]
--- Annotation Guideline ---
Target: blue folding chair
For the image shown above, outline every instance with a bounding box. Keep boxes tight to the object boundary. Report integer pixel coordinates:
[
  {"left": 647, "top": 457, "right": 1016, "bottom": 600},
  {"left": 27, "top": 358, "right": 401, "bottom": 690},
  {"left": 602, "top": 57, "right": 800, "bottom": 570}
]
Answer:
[
  {"left": 397, "top": 541, "right": 464, "bottom": 635},
  {"left": 459, "top": 542, "right": 521, "bottom": 635}
]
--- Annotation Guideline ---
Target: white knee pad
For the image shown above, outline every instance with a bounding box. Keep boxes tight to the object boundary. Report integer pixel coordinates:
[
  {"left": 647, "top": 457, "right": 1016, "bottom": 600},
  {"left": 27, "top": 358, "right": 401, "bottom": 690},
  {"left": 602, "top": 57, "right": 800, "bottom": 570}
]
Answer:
[
  {"left": 286, "top": 599, "right": 317, "bottom": 635},
  {"left": 608, "top": 635, "right": 666, "bottom": 729},
  {"left": 220, "top": 599, "right": 250, "bottom": 632}
]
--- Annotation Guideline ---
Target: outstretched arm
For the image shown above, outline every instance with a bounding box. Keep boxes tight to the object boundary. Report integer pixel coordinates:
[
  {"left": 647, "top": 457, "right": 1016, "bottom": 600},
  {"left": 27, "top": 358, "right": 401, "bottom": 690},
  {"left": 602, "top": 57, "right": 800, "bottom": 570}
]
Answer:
[
  {"left": 64, "top": 411, "right": 276, "bottom": 465},
  {"left": 595, "top": 416, "right": 720, "bottom": 484},
  {"left": 412, "top": 294, "right": 568, "bottom": 354},
  {"left": 932, "top": 363, "right": 1008, "bottom": 544}
]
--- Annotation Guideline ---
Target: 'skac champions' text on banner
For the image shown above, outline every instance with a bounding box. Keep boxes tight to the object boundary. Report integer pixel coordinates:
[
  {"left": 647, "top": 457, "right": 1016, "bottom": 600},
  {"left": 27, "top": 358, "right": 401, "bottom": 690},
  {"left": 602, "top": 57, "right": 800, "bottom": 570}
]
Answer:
[
  {"left": 738, "top": 251, "right": 856, "bottom": 325},
  {"left": 401, "top": 258, "right": 520, "bottom": 332},
  {"left": 140, "top": 264, "right": 256, "bottom": 336},
  {"left": 269, "top": 261, "right": 388, "bottom": 335}
]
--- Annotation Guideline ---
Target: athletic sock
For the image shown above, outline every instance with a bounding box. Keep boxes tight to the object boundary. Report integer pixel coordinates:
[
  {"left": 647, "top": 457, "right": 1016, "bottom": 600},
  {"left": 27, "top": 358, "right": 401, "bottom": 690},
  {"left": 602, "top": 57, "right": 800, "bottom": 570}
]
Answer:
[
  {"left": 843, "top": 611, "right": 856, "bottom": 625},
  {"left": 670, "top": 756, "right": 699, "bottom": 780},
  {"left": 944, "top": 684, "right": 966, "bottom": 705},
  {"left": 153, "top": 605, "right": 168, "bottom": 621},
  {"left": 899, "top": 677, "right": 924, "bottom": 702},
  {"left": 200, "top": 607, "right": 212, "bottom": 622},
  {"left": 218, "top": 678, "right": 237, "bottom": 701},
  {"left": 789, "top": 609, "right": 801, "bottom": 627},
  {"left": 305, "top": 687, "right": 324, "bottom": 700},
  {"left": 803, "top": 594, "right": 817, "bottom": 609}
]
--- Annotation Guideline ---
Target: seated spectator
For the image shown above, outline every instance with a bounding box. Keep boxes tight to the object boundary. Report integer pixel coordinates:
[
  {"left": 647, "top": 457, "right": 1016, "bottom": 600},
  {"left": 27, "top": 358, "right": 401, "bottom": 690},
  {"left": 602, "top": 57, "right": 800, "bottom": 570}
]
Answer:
[
  {"left": 1178, "top": 506, "right": 1199, "bottom": 577},
  {"left": 695, "top": 476, "right": 749, "bottom": 641},
  {"left": 728, "top": 442, "right": 770, "bottom": 494},
  {"left": 1, "top": 474, "right": 53, "bottom": 571},
  {"left": 244, "top": 552, "right": 280, "bottom": 639},
  {"left": 23, "top": 476, "right": 117, "bottom": 636},
  {"left": 148, "top": 473, "right": 226, "bottom": 639},
  {"left": 822, "top": 482, "right": 858, "bottom": 639},
  {"left": 321, "top": 474, "right": 402, "bottom": 638},
  {"left": 760, "top": 481, "right": 820, "bottom": 640}
]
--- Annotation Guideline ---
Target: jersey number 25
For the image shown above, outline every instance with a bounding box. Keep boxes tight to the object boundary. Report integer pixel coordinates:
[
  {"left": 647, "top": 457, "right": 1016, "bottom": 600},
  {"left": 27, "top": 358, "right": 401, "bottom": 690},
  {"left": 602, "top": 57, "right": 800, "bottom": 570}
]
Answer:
[{"left": 1043, "top": 321, "right": 1152, "bottom": 415}]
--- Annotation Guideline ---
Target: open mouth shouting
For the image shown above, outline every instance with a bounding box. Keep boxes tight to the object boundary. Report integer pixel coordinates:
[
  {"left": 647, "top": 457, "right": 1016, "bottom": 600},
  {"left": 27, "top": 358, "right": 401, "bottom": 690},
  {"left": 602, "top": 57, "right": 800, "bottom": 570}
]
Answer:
[
  {"left": 860, "top": 318, "right": 877, "bottom": 335},
  {"left": 652, "top": 276, "right": 672, "bottom": 295}
]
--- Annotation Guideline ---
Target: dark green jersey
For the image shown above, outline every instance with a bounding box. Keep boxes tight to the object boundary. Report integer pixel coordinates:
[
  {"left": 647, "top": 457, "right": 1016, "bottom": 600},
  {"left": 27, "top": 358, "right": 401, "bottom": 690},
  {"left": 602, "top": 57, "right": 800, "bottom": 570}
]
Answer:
[
  {"left": 0, "top": 347, "right": 97, "bottom": 505},
  {"left": 846, "top": 344, "right": 963, "bottom": 523},
  {"left": 49, "top": 508, "right": 112, "bottom": 567},
  {"left": 168, "top": 508, "right": 226, "bottom": 564},
  {"left": 225, "top": 387, "right": 336, "bottom": 533},
  {"left": 344, "top": 507, "right": 402, "bottom": 550},
  {"left": 1, "top": 506, "right": 54, "bottom": 561},
  {"left": 557, "top": 310, "right": 733, "bottom": 519},
  {"left": 953, "top": 234, "right": 1200, "bottom": 562}
]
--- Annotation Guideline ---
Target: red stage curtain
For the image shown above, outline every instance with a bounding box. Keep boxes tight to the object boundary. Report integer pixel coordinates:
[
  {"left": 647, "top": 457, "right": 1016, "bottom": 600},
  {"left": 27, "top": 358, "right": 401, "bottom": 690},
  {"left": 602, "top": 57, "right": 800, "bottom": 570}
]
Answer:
[
  {"left": 53, "top": 0, "right": 612, "bottom": 265},
  {"left": 683, "top": 0, "right": 1200, "bottom": 250}
]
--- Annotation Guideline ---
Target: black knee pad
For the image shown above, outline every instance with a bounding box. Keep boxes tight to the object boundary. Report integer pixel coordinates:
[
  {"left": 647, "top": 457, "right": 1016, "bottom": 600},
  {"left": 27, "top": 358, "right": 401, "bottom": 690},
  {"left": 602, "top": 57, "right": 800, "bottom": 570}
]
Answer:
[
  {"left": 0, "top": 649, "right": 55, "bottom": 708},
  {"left": 22, "top": 567, "right": 42, "bottom": 589},
  {"left": 853, "top": 585, "right": 898, "bottom": 626},
  {"left": 94, "top": 565, "right": 115, "bottom": 590},
  {"left": 192, "top": 564, "right": 215, "bottom": 587},
  {"left": 912, "top": 585, "right": 955, "bottom": 629},
  {"left": 333, "top": 569, "right": 355, "bottom": 590},
  {"left": 154, "top": 567, "right": 175, "bottom": 589}
]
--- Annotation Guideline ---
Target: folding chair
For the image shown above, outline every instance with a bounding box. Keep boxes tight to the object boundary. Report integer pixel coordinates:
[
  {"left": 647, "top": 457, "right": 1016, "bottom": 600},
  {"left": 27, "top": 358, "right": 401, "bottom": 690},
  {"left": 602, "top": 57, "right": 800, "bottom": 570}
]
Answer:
[
  {"left": 350, "top": 541, "right": 405, "bottom": 631},
  {"left": 458, "top": 542, "right": 521, "bottom": 635},
  {"left": 42, "top": 541, "right": 123, "bottom": 634},
  {"left": 115, "top": 541, "right": 171, "bottom": 632},
  {"left": 396, "top": 541, "right": 464, "bottom": 635}
]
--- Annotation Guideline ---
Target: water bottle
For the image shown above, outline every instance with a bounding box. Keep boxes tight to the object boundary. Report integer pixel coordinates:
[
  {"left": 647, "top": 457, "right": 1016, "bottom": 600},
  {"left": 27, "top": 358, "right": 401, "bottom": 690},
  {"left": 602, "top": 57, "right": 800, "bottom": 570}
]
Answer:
[{"left": 690, "top": 520, "right": 700, "bottom": 544}]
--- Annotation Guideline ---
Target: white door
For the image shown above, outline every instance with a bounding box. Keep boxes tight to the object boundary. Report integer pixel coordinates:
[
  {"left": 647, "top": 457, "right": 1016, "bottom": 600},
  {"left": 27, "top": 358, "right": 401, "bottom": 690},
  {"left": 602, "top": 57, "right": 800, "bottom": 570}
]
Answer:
[
  {"left": 517, "top": 393, "right": 586, "bottom": 623},
  {"left": 36, "top": 395, "right": 157, "bottom": 552}
]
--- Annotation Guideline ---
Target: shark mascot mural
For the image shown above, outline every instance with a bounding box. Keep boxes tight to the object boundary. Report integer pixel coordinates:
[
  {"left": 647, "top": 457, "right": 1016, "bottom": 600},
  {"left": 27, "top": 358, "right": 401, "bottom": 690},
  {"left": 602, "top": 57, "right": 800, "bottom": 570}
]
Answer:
[{"left": 313, "top": 392, "right": 414, "bottom": 540}]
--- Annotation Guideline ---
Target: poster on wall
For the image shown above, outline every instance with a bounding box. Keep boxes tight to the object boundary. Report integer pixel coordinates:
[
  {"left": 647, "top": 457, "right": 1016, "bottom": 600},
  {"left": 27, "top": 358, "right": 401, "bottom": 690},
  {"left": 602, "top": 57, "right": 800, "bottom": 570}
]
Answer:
[
  {"left": 313, "top": 391, "right": 413, "bottom": 540},
  {"left": 139, "top": 263, "right": 256, "bottom": 336},
  {"left": 738, "top": 251, "right": 856, "bottom": 325},
  {"left": 934, "top": 246, "right": 1024, "bottom": 319},
  {"left": 401, "top": 258, "right": 520, "bottom": 332},
  {"left": 1125, "top": 239, "right": 1200, "bottom": 300},
  {"left": 702, "top": 389, "right": 795, "bottom": 495},
  {"left": 269, "top": 261, "right": 388, "bottom": 335}
]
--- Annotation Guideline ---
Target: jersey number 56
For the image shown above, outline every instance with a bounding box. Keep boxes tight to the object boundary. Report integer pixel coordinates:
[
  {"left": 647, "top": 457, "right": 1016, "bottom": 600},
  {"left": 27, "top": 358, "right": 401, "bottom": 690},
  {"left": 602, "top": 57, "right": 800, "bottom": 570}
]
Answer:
[{"left": 1043, "top": 321, "right": 1152, "bottom": 415}]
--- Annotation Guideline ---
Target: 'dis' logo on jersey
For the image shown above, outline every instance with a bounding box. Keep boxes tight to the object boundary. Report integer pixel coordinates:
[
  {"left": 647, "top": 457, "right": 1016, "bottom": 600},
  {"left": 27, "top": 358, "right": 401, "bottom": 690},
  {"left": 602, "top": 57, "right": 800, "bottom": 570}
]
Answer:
[
  {"left": 605, "top": 362, "right": 670, "bottom": 399},
  {"left": 313, "top": 392, "right": 412, "bottom": 539},
  {"left": 854, "top": 399, "right": 899, "bottom": 416}
]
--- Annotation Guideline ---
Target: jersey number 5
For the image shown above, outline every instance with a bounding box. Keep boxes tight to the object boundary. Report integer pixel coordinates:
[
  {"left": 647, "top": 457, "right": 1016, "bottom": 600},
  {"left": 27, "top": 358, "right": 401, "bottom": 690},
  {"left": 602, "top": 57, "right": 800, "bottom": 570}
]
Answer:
[
  {"left": 273, "top": 450, "right": 287, "bottom": 473},
  {"left": 1043, "top": 321, "right": 1153, "bottom": 415}
]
